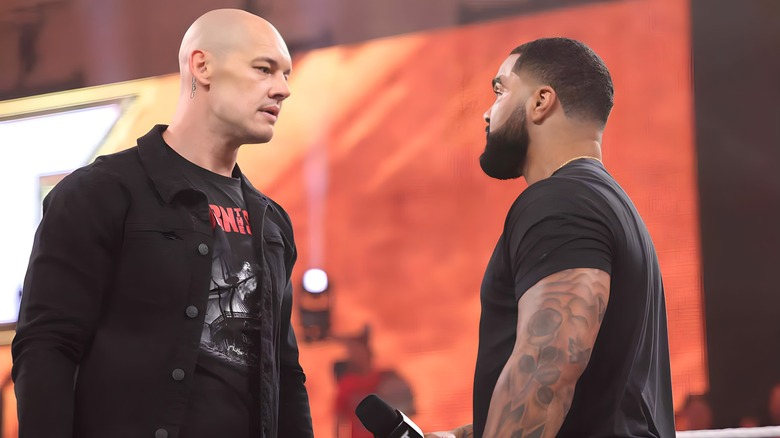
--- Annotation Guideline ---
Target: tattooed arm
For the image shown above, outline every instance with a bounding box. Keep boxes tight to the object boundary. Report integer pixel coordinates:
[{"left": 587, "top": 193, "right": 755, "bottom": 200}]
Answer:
[{"left": 483, "top": 268, "right": 610, "bottom": 438}]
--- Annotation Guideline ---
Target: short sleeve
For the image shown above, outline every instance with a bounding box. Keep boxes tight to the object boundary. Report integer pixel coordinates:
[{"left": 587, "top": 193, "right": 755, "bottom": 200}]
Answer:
[{"left": 505, "top": 180, "right": 613, "bottom": 302}]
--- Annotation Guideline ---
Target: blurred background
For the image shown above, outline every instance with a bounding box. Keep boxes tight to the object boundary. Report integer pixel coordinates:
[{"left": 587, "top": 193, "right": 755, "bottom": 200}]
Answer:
[{"left": 1, "top": 0, "right": 779, "bottom": 436}]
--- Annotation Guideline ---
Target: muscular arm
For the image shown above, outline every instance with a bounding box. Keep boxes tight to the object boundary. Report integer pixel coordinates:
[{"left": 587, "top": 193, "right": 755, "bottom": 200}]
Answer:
[{"left": 483, "top": 268, "right": 610, "bottom": 438}]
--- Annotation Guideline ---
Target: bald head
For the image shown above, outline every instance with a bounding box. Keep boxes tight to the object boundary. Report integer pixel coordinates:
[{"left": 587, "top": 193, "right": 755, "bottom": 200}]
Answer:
[
  {"left": 178, "top": 9, "right": 289, "bottom": 77},
  {"left": 168, "top": 9, "right": 292, "bottom": 148}
]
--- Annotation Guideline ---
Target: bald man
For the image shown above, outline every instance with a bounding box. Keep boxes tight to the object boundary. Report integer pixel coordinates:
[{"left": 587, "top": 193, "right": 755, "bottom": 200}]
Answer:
[{"left": 12, "top": 9, "right": 313, "bottom": 438}]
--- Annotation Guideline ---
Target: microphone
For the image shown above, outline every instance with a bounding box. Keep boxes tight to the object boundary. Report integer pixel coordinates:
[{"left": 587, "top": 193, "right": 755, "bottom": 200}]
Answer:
[{"left": 355, "top": 394, "right": 424, "bottom": 438}]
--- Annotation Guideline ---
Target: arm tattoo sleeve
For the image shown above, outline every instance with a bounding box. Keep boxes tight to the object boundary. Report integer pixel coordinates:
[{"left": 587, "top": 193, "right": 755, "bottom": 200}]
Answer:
[{"left": 483, "top": 269, "right": 610, "bottom": 438}]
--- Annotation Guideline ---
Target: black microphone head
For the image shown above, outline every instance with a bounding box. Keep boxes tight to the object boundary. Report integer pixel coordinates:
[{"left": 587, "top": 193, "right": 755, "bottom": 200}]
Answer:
[{"left": 355, "top": 394, "right": 400, "bottom": 436}]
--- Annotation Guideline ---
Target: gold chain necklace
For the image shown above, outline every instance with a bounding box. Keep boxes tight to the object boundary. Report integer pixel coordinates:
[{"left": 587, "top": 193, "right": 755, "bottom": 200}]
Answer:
[{"left": 555, "top": 155, "right": 602, "bottom": 173}]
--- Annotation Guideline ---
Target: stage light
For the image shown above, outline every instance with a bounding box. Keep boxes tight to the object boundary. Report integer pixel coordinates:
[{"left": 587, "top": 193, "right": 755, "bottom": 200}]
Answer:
[
  {"left": 302, "top": 268, "right": 328, "bottom": 293},
  {"left": 299, "top": 268, "right": 331, "bottom": 342}
]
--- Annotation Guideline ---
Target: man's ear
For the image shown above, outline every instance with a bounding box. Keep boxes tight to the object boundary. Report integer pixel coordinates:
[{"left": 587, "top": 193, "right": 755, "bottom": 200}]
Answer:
[
  {"left": 528, "top": 85, "right": 557, "bottom": 124},
  {"left": 189, "top": 50, "right": 212, "bottom": 87}
]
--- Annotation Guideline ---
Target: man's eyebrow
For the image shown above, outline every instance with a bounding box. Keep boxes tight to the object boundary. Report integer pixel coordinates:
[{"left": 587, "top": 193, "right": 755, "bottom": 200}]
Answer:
[
  {"left": 252, "top": 56, "right": 292, "bottom": 75},
  {"left": 492, "top": 77, "right": 503, "bottom": 89}
]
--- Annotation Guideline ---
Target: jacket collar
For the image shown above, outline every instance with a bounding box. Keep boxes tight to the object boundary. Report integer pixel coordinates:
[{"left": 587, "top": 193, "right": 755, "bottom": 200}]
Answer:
[{"left": 136, "top": 124, "right": 269, "bottom": 208}]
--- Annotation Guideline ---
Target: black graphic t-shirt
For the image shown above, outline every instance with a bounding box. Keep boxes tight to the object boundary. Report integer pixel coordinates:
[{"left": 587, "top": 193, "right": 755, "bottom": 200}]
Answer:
[
  {"left": 473, "top": 159, "right": 674, "bottom": 438},
  {"left": 166, "top": 146, "right": 263, "bottom": 438}
]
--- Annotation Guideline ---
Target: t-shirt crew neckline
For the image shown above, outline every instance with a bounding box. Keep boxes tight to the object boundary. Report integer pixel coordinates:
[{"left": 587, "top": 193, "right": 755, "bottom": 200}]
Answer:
[{"left": 163, "top": 141, "right": 241, "bottom": 188}]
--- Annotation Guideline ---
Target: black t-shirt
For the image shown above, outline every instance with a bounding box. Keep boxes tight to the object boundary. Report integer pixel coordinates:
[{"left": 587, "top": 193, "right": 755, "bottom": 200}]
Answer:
[
  {"left": 473, "top": 159, "right": 674, "bottom": 438},
  {"left": 166, "top": 146, "right": 263, "bottom": 438}
]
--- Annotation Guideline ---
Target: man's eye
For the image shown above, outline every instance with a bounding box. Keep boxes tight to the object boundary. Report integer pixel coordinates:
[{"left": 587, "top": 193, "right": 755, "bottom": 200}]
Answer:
[{"left": 255, "top": 67, "right": 271, "bottom": 74}]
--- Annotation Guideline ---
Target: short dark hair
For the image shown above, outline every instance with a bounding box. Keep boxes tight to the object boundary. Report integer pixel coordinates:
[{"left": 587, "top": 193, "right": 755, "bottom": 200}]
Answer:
[{"left": 511, "top": 37, "right": 614, "bottom": 126}]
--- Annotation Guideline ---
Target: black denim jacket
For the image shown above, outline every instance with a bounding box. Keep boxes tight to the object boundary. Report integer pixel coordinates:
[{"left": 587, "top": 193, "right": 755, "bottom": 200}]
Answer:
[{"left": 12, "top": 125, "right": 313, "bottom": 438}]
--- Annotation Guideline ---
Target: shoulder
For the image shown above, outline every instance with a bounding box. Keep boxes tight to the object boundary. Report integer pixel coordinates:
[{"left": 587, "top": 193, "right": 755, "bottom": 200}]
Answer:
[
  {"left": 88, "top": 146, "right": 142, "bottom": 176},
  {"left": 509, "top": 176, "right": 605, "bottom": 224},
  {"left": 48, "top": 148, "right": 140, "bottom": 203},
  {"left": 263, "top": 196, "right": 294, "bottom": 244},
  {"left": 236, "top": 172, "right": 296, "bottom": 252},
  {"left": 503, "top": 174, "right": 617, "bottom": 251},
  {"left": 55, "top": 147, "right": 141, "bottom": 192},
  {"left": 38, "top": 151, "right": 138, "bottom": 234},
  {"left": 266, "top": 196, "right": 293, "bottom": 227},
  {"left": 236, "top": 172, "right": 293, "bottom": 229},
  {"left": 266, "top": 198, "right": 297, "bottom": 271}
]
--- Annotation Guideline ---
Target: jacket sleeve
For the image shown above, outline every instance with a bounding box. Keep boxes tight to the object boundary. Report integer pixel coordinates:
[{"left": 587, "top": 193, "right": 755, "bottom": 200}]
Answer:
[
  {"left": 278, "top": 280, "right": 314, "bottom": 437},
  {"left": 277, "top": 225, "right": 314, "bottom": 437},
  {"left": 12, "top": 166, "right": 126, "bottom": 438}
]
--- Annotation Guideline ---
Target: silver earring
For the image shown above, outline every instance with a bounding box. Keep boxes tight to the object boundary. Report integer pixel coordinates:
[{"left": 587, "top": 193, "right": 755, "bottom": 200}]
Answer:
[{"left": 190, "top": 77, "right": 196, "bottom": 99}]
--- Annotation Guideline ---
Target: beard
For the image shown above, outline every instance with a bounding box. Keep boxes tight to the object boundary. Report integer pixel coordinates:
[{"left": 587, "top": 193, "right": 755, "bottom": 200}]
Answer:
[{"left": 479, "top": 105, "right": 530, "bottom": 180}]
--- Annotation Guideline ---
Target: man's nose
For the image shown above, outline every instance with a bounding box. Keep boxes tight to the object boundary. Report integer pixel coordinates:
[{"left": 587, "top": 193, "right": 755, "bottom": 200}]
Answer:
[{"left": 272, "top": 74, "right": 291, "bottom": 100}]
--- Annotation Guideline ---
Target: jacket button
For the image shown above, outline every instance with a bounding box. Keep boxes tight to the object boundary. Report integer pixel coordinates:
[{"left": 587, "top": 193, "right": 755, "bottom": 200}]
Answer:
[
  {"left": 185, "top": 306, "right": 198, "bottom": 318},
  {"left": 172, "top": 368, "right": 185, "bottom": 381},
  {"left": 198, "top": 243, "right": 209, "bottom": 255},
  {"left": 155, "top": 428, "right": 168, "bottom": 438}
]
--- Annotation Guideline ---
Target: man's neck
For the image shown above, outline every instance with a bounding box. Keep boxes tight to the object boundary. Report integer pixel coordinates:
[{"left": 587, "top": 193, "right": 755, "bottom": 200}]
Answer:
[
  {"left": 163, "top": 120, "right": 240, "bottom": 178},
  {"left": 523, "top": 139, "right": 602, "bottom": 186}
]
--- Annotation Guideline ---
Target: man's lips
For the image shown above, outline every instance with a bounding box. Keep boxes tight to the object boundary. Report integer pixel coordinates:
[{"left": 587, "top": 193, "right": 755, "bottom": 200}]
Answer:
[
  {"left": 261, "top": 106, "right": 279, "bottom": 116},
  {"left": 260, "top": 106, "right": 279, "bottom": 122}
]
